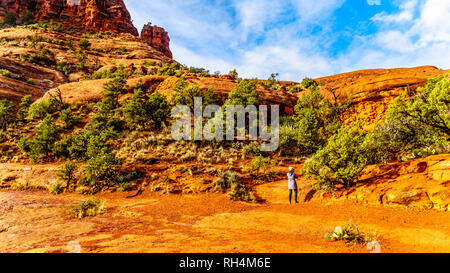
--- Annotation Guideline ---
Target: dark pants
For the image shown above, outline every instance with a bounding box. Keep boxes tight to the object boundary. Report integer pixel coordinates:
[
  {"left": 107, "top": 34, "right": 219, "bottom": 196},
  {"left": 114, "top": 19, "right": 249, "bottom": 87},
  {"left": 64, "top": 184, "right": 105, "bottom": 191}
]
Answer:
[{"left": 289, "top": 189, "right": 298, "bottom": 204}]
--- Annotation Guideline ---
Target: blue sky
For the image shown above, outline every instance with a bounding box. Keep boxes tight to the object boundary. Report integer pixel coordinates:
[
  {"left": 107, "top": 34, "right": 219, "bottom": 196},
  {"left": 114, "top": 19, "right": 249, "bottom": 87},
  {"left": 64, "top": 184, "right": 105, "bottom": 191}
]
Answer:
[{"left": 125, "top": 0, "right": 450, "bottom": 81}]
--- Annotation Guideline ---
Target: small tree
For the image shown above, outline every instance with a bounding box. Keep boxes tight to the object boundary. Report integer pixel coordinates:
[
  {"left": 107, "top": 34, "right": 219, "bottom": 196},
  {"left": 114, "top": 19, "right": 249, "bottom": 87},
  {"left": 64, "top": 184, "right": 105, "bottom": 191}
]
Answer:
[
  {"left": 21, "top": 10, "right": 34, "bottom": 25},
  {"left": 224, "top": 79, "right": 259, "bottom": 106},
  {"left": 17, "top": 95, "right": 33, "bottom": 121},
  {"left": 369, "top": 75, "right": 450, "bottom": 160},
  {"left": 0, "top": 99, "right": 15, "bottom": 130},
  {"left": 145, "top": 92, "right": 170, "bottom": 128},
  {"left": 57, "top": 161, "right": 78, "bottom": 190},
  {"left": 172, "top": 85, "right": 201, "bottom": 111},
  {"left": 58, "top": 108, "right": 78, "bottom": 128},
  {"left": 202, "top": 87, "right": 218, "bottom": 106},
  {"left": 157, "top": 62, "right": 182, "bottom": 76},
  {"left": 303, "top": 123, "right": 369, "bottom": 190},
  {"left": 83, "top": 149, "right": 120, "bottom": 191},
  {"left": 229, "top": 69, "right": 238, "bottom": 80},
  {"left": 124, "top": 88, "right": 147, "bottom": 129},
  {"left": 293, "top": 86, "right": 347, "bottom": 155},
  {"left": 251, "top": 155, "right": 275, "bottom": 179},
  {"left": 30, "top": 115, "right": 59, "bottom": 159},
  {"left": 4, "top": 12, "right": 16, "bottom": 26},
  {"left": 99, "top": 77, "right": 126, "bottom": 113},
  {"left": 301, "top": 77, "right": 317, "bottom": 89},
  {"left": 28, "top": 98, "right": 58, "bottom": 119}
]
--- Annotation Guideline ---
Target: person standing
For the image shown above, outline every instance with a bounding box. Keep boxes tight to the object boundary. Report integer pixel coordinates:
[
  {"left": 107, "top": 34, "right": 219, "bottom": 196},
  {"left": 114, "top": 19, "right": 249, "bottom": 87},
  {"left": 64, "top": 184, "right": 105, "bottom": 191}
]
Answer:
[{"left": 287, "top": 167, "right": 299, "bottom": 204}]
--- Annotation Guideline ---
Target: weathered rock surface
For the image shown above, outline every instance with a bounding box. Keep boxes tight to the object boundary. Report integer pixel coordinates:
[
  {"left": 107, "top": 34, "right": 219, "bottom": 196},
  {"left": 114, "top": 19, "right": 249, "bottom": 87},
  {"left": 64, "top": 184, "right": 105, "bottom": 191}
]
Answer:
[
  {"left": 0, "top": 0, "right": 138, "bottom": 36},
  {"left": 0, "top": 57, "right": 67, "bottom": 103},
  {"left": 314, "top": 66, "right": 449, "bottom": 128},
  {"left": 292, "top": 154, "right": 450, "bottom": 211},
  {"left": 141, "top": 24, "right": 172, "bottom": 59}
]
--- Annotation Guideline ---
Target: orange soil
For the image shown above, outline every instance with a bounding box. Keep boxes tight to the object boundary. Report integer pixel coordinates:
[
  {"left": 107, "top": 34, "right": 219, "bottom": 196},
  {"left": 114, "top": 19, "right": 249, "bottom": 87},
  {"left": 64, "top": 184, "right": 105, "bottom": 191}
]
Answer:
[{"left": 1, "top": 184, "right": 449, "bottom": 253}]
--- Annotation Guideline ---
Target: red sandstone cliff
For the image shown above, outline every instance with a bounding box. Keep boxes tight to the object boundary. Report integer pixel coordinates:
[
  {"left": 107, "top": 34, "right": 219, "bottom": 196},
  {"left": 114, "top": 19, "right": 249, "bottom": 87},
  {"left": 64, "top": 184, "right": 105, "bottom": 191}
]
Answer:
[
  {"left": 0, "top": 0, "right": 138, "bottom": 36},
  {"left": 141, "top": 24, "right": 172, "bottom": 59}
]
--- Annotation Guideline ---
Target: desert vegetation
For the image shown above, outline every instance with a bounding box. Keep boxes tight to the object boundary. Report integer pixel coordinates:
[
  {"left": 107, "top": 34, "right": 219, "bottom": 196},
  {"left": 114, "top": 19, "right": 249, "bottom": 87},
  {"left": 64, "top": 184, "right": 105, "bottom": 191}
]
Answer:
[{"left": 0, "top": 20, "right": 447, "bottom": 207}]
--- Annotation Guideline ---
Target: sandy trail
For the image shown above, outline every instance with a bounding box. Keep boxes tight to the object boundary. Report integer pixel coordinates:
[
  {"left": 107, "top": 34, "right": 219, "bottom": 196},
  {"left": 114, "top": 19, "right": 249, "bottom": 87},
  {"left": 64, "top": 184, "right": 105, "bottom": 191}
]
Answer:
[{"left": 0, "top": 180, "right": 449, "bottom": 253}]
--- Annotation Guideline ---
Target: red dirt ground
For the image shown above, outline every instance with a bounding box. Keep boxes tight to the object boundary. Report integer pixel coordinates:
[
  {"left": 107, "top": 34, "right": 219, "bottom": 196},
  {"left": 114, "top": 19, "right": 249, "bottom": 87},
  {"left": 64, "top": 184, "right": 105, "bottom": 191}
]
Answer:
[{"left": 1, "top": 182, "right": 449, "bottom": 253}]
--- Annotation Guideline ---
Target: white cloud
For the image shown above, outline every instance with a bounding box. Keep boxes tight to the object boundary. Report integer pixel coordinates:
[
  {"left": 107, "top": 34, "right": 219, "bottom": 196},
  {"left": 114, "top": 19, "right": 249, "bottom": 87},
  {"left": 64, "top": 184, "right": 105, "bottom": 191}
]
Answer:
[
  {"left": 340, "top": 0, "right": 450, "bottom": 72},
  {"left": 375, "top": 30, "right": 415, "bottom": 53},
  {"left": 125, "top": 0, "right": 450, "bottom": 81},
  {"left": 171, "top": 43, "right": 234, "bottom": 74},
  {"left": 371, "top": 0, "right": 416, "bottom": 23},
  {"left": 237, "top": 45, "right": 333, "bottom": 80}
]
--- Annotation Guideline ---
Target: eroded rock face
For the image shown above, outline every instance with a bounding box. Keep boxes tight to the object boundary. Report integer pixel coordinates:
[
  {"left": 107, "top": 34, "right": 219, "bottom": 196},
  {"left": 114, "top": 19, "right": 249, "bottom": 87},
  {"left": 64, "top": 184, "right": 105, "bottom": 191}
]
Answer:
[
  {"left": 295, "top": 154, "right": 450, "bottom": 211},
  {"left": 0, "top": 0, "right": 138, "bottom": 36},
  {"left": 314, "top": 66, "right": 449, "bottom": 129},
  {"left": 141, "top": 24, "right": 172, "bottom": 59}
]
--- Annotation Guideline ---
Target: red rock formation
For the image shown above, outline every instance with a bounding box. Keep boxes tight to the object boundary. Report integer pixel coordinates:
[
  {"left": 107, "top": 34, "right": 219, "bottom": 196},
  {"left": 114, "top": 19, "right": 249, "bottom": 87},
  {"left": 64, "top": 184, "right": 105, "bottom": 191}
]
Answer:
[
  {"left": 0, "top": 0, "right": 138, "bottom": 36},
  {"left": 314, "top": 66, "right": 449, "bottom": 128},
  {"left": 141, "top": 24, "right": 172, "bottom": 59}
]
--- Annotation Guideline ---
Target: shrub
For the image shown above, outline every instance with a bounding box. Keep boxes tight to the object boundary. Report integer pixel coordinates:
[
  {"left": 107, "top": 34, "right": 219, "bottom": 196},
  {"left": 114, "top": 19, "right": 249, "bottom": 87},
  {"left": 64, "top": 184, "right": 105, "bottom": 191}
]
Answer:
[
  {"left": 21, "top": 10, "right": 34, "bottom": 25},
  {"left": 98, "top": 77, "right": 126, "bottom": 113},
  {"left": 4, "top": 12, "right": 16, "bottom": 26},
  {"left": 56, "top": 62, "right": 73, "bottom": 76},
  {"left": 172, "top": 85, "right": 201, "bottom": 111},
  {"left": 186, "top": 66, "right": 209, "bottom": 76},
  {"left": 78, "top": 39, "right": 91, "bottom": 50},
  {"left": 57, "top": 161, "right": 78, "bottom": 190},
  {"left": 53, "top": 134, "right": 73, "bottom": 158},
  {"left": 212, "top": 171, "right": 238, "bottom": 193},
  {"left": 369, "top": 75, "right": 450, "bottom": 160},
  {"left": 124, "top": 88, "right": 147, "bottom": 128},
  {"left": 303, "top": 123, "right": 370, "bottom": 191},
  {"left": 229, "top": 69, "right": 238, "bottom": 80},
  {"left": 0, "top": 69, "right": 11, "bottom": 77},
  {"left": 83, "top": 150, "right": 120, "bottom": 191},
  {"left": 279, "top": 123, "right": 300, "bottom": 155},
  {"left": 68, "top": 197, "right": 105, "bottom": 219},
  {"left": 293, "top": 86, "right": 347, "bottom": 155},
  {"left": 27, "top": 115, "right": 59, "bottom": 161},
  {"left": 157, "top": 62, "right": 182, "bottom": 76},
  {"left": 301, "top": 77, "right": 317, "bottom": 89},
  {"left": 251, "top": 155, "right": 275, "bottom": 179},
  {"left": 288, "top": 85, "right": 303, "bottom": 93},
  {"left": 202, "top": 87, "right": 218, "bottom": 106},
  {"left": 124, "top": 89, "right": 170, "bottom": 129},
  {"left": 325, "top": 221, "right": 378, "bottom": 246},
  {"left": 50, "top": 182, "right": 64, "bottom": 195},
  {"left": 0, "top": 99, "right": 15, "bottom": 130},
  {"left": 259, "top": 73, "right": 280, "bottom": 90},
  {"left": 224, "top": 79, "right": 259, "bottom": 106},
  {"left": 228, "top": 181, "right": 257, "bottom": 203},
  {"left": 115, "top": 170, "right": 142, "bottom": 191},
  {"left": 28, "top": 98, "right": 58, "bottom": 119},
  {"left": 242, "top": 141, "right": 261, "bottom": 157},
  {"left": 17, "top": 95, "right": 33, "bottom": 121},
  {"left": 18, "top": 136, "right": 32, "bottom": 154},
  {"left": 145, "top": 92, "right": 170, "bottom": 128},
  {"left": 58, "top": 108, "right": 78, "bottom": 128}
]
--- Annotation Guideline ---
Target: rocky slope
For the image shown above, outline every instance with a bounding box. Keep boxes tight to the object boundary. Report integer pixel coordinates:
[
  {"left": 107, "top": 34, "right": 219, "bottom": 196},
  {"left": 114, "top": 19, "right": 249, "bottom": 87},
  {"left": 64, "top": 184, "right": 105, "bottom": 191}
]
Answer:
[
  {"left": 0, "top": 26, "right": 172, "bottom": 104},
  {"left": 0, "top": 0, "right": 138, "bottom": 36},
  {"left": 315, "top": 66, "right": 449, "bottom": 128}
]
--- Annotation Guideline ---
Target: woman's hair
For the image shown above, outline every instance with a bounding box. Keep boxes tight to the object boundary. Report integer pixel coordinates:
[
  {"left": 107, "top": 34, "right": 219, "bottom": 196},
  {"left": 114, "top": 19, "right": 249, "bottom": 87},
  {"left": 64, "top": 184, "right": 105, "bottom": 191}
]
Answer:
[{"left": 289, "top": 167, "right": 294, "bottom": 172}]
